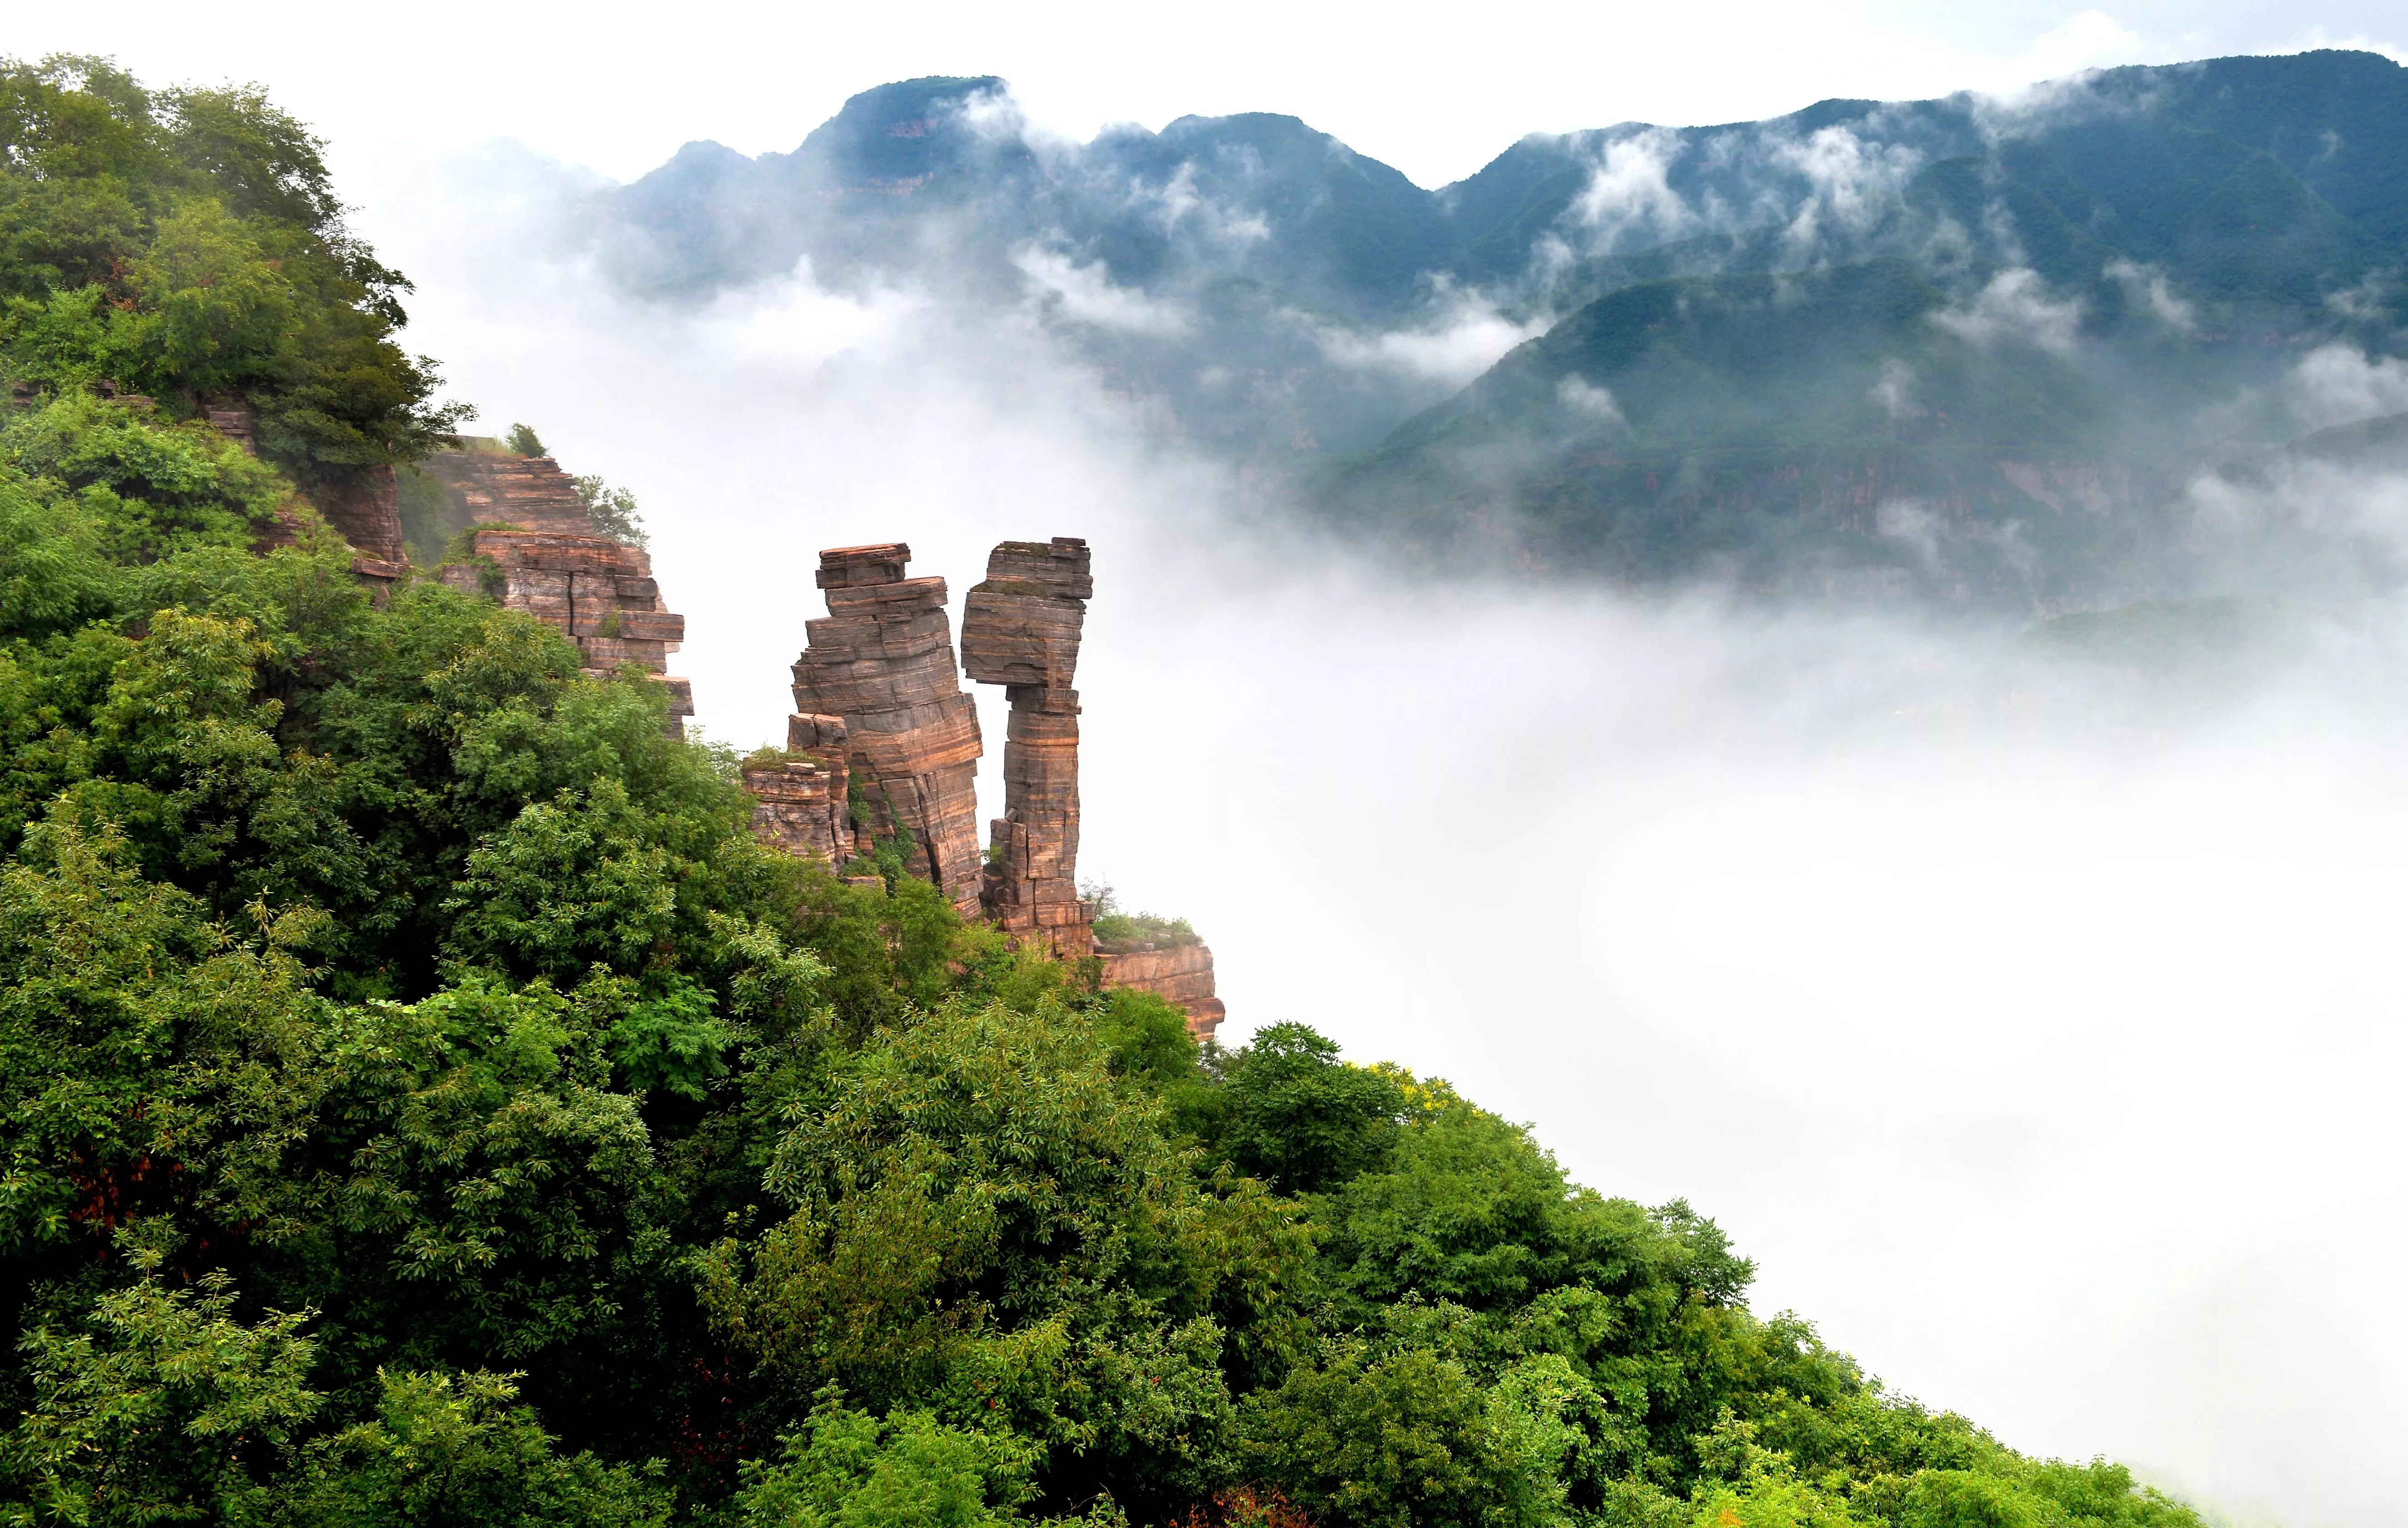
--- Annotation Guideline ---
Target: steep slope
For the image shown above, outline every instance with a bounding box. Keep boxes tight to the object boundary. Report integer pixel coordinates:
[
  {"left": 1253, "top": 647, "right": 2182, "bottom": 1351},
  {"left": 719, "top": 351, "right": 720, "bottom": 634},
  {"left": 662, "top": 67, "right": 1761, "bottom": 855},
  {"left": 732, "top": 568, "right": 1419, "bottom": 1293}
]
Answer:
[
  {"left": 1317, "top": 54, "right": 2408, "bottom": 599},
  {"left": 575, "top": 53, "right": 2408, "bottom": 598}
]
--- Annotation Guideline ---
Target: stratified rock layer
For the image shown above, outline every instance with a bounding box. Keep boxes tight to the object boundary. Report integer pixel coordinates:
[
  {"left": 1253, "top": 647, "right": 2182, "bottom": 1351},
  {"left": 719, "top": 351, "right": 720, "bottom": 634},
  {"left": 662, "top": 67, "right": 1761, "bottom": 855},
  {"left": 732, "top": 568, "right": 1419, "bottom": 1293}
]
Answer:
[
  {"left": 744, "top": 714, "right": 855, "bottom": 863},
  {"left": 318, "top": 467, "right": 409, "bottom": 570},
  {"left": 789, "top": 544, "right": 985, "bottom": 912},
  {"left": 205, "top": 398, "right": 406, "bottom": 581},
  {"left": 420, "top": 449, "right": 597, "bottom": 534},
  {"left": 436, "top": 528, "right": 695, "bottom": 734},
  {"left": 1097, "top": 944, "right": 1225, "bottom": 1044},
  {"left": 409, "top": 445, "right": 694, "bottom": 732},
  {"left": 752, "top": 533, "right": 1228, "bottom": 1038},
  {"left": 961, "top": 538, "right": 1095, "bottom": 956}
]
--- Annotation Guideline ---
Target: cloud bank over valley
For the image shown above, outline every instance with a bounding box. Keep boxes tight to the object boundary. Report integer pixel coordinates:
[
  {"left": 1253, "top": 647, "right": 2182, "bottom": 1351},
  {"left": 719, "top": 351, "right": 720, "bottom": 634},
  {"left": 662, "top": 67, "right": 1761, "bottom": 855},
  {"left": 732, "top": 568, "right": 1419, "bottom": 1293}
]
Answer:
[{"left": 357, "top": 76, "right": 2408, "bottom": 1519}]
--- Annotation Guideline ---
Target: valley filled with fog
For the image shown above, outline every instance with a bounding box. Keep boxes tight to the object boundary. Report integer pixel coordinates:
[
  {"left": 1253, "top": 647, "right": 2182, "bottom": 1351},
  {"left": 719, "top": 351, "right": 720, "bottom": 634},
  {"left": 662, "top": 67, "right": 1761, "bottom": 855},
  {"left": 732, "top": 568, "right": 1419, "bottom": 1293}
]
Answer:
[{"left": 354, "top": 129, "right": 2408, "bottom": 1526}]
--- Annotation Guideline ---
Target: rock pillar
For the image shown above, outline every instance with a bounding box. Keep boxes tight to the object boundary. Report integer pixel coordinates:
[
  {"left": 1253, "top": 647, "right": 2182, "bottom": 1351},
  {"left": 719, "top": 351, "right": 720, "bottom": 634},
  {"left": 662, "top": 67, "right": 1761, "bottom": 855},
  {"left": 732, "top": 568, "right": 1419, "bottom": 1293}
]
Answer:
[
  {"left": 789, "top": 544, "right": 986, "bottom": 913},
  {"left": 959, "top": 538, "right": 1095, "bottom": 956}
]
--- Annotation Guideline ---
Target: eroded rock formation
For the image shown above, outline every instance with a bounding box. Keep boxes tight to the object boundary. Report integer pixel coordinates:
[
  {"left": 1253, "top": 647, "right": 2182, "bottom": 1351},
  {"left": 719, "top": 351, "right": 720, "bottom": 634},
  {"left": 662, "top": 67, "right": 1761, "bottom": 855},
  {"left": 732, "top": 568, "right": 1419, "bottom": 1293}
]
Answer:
[
  {"left": 1096, "top": 943, "right": 1224, "bottom": 1043},
  {"left": 744, "top": 714, "right": 856, "bottom": 863},
  {"left": 317, "top": 467, "right": 409, "bottom": 573},
  {"left": 419, "top": 448, "right": 597, "bottom": 535},
  {"left": 788, "top": 544, "right": 985, "bottom": 913},
  {"left": 961, "top": 538, "right": 1095, "bottom": 956},
  {"left": 206, "top": 399, "right": 407, "bottom": 581},
  {"left": 436, "top": 529, "right": 695, "bottom": 731},
  {"left": 752, "top": 534, "right": 1226, "bottom": 1038},
  {"left": 411, "top": 445, "right": 695, "bottom": 734}
]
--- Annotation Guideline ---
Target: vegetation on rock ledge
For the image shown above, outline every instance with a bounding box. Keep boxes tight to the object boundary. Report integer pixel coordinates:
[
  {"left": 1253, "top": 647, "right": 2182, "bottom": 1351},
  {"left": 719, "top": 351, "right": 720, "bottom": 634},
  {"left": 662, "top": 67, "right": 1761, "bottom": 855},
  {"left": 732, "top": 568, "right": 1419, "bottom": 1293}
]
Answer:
[{"left": 0, "top": 60, "right": 2207, "bottom": 1528}]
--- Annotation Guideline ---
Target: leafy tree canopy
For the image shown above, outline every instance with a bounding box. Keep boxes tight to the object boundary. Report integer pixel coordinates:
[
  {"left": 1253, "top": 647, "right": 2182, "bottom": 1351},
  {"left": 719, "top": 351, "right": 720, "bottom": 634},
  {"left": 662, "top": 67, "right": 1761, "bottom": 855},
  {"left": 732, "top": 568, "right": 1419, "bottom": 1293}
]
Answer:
[
  {"left": 0, "top": 63, "right": 2207, "bottom": 1528},
  {"left": 0, "top": 54, "right": 466, "bottom": 494}
]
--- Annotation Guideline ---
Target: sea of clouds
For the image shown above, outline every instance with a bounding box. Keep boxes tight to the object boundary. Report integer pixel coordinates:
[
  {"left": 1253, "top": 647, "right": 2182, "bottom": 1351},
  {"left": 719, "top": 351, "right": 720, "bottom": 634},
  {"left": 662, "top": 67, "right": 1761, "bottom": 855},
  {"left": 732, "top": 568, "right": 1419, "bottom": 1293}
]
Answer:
[{"left": 354, "top": 144, "right": 2408, "bottom": 1528}]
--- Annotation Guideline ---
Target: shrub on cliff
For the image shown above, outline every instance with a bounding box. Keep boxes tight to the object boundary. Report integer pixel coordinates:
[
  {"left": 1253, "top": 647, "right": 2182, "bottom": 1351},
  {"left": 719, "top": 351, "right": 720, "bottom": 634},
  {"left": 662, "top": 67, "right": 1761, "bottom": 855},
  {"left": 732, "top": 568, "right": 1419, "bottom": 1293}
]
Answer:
[{"left": 0, "top": 64, "right": 2208, "bottom": 1528}]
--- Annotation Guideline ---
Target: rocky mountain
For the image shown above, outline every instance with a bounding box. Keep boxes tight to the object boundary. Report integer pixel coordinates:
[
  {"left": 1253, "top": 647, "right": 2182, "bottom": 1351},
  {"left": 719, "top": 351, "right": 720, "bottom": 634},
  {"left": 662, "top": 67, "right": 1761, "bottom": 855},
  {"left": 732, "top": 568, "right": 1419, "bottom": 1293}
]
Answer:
[{"left": 585, "top": 52, "right": 2408, "bottom": 603}]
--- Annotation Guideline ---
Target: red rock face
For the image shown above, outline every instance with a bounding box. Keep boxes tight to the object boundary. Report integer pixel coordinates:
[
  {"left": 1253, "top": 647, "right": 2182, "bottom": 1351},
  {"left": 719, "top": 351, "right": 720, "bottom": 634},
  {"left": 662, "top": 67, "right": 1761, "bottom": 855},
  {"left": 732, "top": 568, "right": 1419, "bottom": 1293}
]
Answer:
[
  {"left": 789, "top": 544, "right": 986, "bottom": 913},
  {"left": 1097, "top": 944, "right": 1225, "bottom": 1044},
  {"left": 430, "top": 518, "right": 695, "bottom": 736},
  {"left": 204, "top": 399, "right": 406, "bottom": 583},
  {"left": 961, "top": 538, "right": 1096, "bottom": 957},
  {"left": 755, "top": 533, "right": 1228, "bottom": 1038},
  {"left": 409, "top": 447, "right": 694, "bottom": 733},
  {"left": 419, "top": 451, "right": 598, "bottom": 535},
  {"left": 745, "top": 714, "right": 853, "bottom": 862},
  {"left": 318, "top": 465, "right": 409, "bottom": 569}
]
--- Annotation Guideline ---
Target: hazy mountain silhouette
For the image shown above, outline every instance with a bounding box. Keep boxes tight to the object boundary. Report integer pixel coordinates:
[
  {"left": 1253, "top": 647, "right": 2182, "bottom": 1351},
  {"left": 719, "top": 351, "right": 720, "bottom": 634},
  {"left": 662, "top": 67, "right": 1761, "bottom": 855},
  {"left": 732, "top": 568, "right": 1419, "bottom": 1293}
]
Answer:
[{"left": 582, "top": 51, "right": 2408, "bottom": 603}]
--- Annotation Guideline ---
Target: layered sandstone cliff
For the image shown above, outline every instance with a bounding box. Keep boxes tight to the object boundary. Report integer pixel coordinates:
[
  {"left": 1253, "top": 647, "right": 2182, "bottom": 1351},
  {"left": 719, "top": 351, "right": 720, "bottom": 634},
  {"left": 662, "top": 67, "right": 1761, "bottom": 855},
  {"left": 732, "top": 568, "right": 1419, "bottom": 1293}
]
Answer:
[
  {"left": 960, "top": 538, "right": 1095, "bottom": 956},
  {"left": 788, "top": 545, "right": 986, "bottom": 913},
  {"left": 1097, "top": 943, "right": 1224, "bottom": 1043},
  {"left": 419, "top": 448, "right": 597, "bottom": 534},
  {"left": 743, "top": 714, "right": 857, "bottom": 864},
  {"left": 421, "top": 447, "right": 696, "bottom": 734},
  {"left": 749, "top": 534, "right": 1226, "bottom": 1039},
  {"left": 436, "top": 530, "right": 695, "bottom": 731}
]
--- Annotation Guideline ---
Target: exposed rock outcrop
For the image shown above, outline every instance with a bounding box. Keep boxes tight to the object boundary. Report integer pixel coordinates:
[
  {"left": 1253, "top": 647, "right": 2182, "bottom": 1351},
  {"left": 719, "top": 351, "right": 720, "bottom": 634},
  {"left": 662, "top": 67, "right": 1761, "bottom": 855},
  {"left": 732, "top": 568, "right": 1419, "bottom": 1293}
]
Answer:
[
  {"left": 402, "top": 444, "right": 696, "bottom": 734},
  {"left": 960, "top": 538, "right": 1095, "bottom": 956},
  {"left": 1097, "top": 943, "right": 1224, "bottom": 1043},
  {"left": 788, "top": 544, "right": 986, "bottom": 913},
  {"left": 204, "top": 398, "right": 407, "bottom": 581},
  {"left": 744, "top": 714, "right": 856, "bottom": 863},
  {"left": 436, "top": 529, "right": 696, "bottom": 732},
  {"left": 419, "top": 447, "right": 597, "bottom": 534},
  {"left": 751, "top": 534, "right": 1227, "bottom": 1038},
  {"left": 317, "top": 466, "right": 409, "bottom": 572}
]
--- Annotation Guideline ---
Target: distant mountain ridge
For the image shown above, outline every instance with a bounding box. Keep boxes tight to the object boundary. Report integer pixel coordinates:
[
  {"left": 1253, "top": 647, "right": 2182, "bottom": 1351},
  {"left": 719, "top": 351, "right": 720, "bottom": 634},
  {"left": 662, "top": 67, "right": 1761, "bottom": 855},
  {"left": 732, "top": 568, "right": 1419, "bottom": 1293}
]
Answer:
[{"left": 580, "top": 52, "right": 2408, "bottom": 603}]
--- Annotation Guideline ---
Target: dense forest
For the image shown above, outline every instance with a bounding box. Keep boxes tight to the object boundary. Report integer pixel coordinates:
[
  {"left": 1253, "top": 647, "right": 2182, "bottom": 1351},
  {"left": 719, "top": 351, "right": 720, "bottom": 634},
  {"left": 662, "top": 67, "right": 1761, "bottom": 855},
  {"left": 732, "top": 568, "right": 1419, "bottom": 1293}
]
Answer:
[{"left": 0, "top": 56, "right": 2212, "bottom": 1526}]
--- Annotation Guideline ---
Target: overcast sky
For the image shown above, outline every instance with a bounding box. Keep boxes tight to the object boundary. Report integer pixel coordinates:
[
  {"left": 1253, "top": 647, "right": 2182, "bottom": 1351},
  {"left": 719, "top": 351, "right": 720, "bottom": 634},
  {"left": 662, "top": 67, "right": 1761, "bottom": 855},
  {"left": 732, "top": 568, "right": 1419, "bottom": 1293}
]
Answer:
[
  {"left": 15, "top": 0, "right": 2408, "bottom": 189},
  {"left": 15, "top": 8, "right": 2408, "bottom": 1523}
]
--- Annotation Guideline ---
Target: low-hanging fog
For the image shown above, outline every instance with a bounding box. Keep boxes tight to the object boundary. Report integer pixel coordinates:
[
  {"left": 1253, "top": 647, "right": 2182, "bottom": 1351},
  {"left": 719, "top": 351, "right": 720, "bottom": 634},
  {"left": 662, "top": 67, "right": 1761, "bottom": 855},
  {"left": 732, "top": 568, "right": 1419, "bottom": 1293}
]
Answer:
[{"left": 357, "top": 149, "right": 2408, "bottom": 1528}]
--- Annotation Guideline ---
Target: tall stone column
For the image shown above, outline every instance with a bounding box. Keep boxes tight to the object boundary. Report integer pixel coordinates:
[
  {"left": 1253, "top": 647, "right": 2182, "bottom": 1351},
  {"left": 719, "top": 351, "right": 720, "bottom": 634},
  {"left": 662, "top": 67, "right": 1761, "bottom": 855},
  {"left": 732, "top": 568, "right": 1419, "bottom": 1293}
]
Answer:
[
  {"left": 959, "top": 538, "right": 1095, "bottom": 955},
  {"left": 789, "top": 543, "right": 985, "bottom": 913}
]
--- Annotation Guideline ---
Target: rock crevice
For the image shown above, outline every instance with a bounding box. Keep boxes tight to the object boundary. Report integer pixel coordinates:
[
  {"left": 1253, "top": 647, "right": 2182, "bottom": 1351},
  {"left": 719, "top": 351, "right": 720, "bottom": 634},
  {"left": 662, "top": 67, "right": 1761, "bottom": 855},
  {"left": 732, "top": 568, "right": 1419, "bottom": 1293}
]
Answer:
[{"left": 788, "top": 544, "right": 986, "bottom": 912}]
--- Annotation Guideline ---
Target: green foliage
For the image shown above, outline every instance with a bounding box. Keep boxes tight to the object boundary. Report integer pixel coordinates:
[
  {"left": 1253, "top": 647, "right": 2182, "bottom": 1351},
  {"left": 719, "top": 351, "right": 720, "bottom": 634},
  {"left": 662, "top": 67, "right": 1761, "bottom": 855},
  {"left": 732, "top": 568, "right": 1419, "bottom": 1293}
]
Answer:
[
  {"left": 0, "top": 61, "right": 2207, "bottom": 1528},
  {"left": 286, "top": 1369, "right": 673, "bottom": 1528},
  {"left": 573, "top": 473, "right": 647, "bottom": 548},
  {"left": 736, "top": 1387, "right": 1044, "bottom": 1527},
  {"left": 1092, "top": 989, "right": 1203, "bottom": 1095},
  {"left": 2, "top": 1243, "right": 320, "bottom": 1526},
  {"left": 1236, "top": 1342, "right": 1566, "bottom": 1528},
  {"left": 502, "top": 423, "right": 545, "bottom": 457},
  {"left": 0, "top": 57, "right": 467, "bottom": 488},
  {"left": 1209, "top": 1022, "right": 1405, "bottom": 1194},
  {"left": 606, "top": 975, "right": 734, "bottom": 1100},
  {"left": 1083, "top": 881, "right": 1198, "bottom": 953}
]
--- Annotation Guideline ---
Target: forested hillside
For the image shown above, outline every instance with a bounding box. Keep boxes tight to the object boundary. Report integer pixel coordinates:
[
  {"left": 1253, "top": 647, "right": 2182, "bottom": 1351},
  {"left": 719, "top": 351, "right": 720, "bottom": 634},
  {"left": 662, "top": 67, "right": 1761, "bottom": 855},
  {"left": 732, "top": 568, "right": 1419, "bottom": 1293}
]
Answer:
[{"left": 0, "top": 56, "right": 2212, "bottom": 1526}]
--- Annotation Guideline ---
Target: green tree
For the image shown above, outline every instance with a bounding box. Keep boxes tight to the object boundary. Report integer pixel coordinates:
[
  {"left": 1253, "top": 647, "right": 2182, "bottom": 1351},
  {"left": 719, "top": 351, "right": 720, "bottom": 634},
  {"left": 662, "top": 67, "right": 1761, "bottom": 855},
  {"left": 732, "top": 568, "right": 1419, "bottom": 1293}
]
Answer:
[
  {"left": 285, "top": 1369, "right": 672, "bottom": 1528},
  {"left": 1236, "top": 1342, "right": 1565, "bottom": 1528},
  {"left": 736, "top": 1387, "right": 1046, "bottom": 1528},
  {"left": 1209, "top": 1023, "right": 1403, "bottom": 1194},
  {"left": 572, "top": 473, "right": 647, "bottom": 547},
  {"left": 1, "top": 1245, "right": 321, "bottom": 1527}
]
